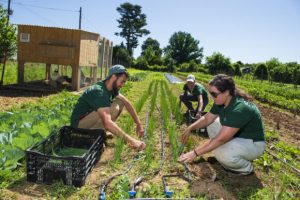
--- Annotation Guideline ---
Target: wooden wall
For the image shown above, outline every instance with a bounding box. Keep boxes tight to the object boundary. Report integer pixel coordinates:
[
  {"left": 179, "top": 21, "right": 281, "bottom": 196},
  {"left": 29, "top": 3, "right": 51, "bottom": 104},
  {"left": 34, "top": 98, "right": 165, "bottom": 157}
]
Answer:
[
  {"left": 17, "top": 25, "right": 113, "bottom": 91},
  {"left": 17, "top": 25, "right": 81, "bottom": 66}
]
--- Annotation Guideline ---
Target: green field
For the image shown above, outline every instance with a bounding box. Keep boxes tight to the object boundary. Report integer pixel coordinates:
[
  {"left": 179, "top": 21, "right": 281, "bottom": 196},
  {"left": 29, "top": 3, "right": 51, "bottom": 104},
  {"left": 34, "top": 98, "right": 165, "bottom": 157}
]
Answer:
[{"left": 0, "top": 69, "right": 299, "bottom": 199}]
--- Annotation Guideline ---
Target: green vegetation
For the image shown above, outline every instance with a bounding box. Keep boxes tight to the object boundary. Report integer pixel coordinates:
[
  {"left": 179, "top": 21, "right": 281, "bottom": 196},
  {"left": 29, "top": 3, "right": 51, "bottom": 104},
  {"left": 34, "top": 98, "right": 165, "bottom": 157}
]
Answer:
[
  {"left": 0, "top": 70, "right": 299, "bottom": 199},
  {"left": 177, "top": 72, "right": 300, "bottom": 114}
]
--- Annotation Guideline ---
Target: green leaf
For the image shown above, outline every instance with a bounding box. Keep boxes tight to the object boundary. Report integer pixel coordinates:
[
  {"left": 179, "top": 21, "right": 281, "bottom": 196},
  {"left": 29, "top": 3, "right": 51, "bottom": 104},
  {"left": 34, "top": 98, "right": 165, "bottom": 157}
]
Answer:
[{"left": 32, "top": 122, "right": 50, "bottom": 138}]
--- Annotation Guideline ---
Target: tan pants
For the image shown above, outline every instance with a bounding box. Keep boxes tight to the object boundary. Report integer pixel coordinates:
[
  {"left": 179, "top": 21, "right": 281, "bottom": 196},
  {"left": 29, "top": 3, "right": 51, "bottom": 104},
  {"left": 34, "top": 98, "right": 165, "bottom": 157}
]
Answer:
[
  {"left": 207, "top": 118, "right": 266, "bottom": 175},
  {"left": 78, "top": 98, "right": 124, "bottom": 129}
]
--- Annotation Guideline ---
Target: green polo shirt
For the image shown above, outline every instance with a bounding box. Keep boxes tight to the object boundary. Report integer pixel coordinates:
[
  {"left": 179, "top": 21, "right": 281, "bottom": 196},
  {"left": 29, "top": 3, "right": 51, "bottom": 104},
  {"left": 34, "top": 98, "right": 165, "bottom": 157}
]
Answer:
[
  {"left": 70, "top": 81, "right": 118, "bottom": 128},
  {"left": 210, "top": 96, "right": 264, "bottom": 141},
  {"left": 183, "top": 83, "right": 208, "bottom": 101}
]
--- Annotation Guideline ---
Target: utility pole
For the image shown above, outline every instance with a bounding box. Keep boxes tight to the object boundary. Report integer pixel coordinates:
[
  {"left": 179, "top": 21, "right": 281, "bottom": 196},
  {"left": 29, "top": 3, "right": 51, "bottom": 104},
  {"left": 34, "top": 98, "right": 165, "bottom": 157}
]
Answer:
[
  {"left": 79, "top": 7, "right": 82, "bottom": 29},
  {"left": 7, "top": 0, "right": 12, "bottom": 24}
]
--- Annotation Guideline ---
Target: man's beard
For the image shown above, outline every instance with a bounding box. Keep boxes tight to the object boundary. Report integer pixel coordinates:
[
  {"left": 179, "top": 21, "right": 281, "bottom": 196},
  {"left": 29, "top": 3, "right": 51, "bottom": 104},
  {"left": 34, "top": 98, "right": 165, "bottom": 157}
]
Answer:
[{"left": 112, "top": 79, "right": 120, "bottom": 94}]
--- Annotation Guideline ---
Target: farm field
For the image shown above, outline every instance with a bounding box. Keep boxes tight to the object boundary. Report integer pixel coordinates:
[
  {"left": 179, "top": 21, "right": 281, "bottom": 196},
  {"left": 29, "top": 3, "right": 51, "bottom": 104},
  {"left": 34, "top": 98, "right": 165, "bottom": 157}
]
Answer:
[{"left": 0, "top": 70, "right": 299, "bottom": 200}]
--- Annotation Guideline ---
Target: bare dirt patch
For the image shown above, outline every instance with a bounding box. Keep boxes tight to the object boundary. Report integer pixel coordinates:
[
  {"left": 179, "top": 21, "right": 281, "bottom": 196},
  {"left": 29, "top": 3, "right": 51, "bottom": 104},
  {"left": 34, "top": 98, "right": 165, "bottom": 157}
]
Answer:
[
  {"left": 257, "top": 103, "right": 300, "bottom": 146},
  {"left": 0, "top": 88, "right": 56, "bottom": 111}
]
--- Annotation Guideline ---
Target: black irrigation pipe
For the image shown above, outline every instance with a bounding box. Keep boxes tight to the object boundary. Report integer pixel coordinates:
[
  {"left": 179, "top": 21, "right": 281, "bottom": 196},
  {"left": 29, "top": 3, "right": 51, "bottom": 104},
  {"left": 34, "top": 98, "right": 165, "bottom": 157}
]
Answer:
[
  {"left": 99, "top": 154, "right": 144, "bottom": 200},
  {"left": 128, "top": 105, "right": 166, "bottom": 199},
  {"left": 159, "top": 111, "right": 193, "bottom": 198},
  {"left": 265, "top": 148, "right": 300, "bottom": 175},
  {"left": 162, "top": 174, "right": 192, "bottom": 198}
]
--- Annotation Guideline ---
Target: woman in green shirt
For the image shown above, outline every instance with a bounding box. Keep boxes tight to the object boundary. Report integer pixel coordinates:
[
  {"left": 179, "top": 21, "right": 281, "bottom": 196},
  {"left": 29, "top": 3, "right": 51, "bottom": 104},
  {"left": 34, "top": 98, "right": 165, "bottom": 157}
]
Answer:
[{"left": 179, "top": 74, "right": 266, "bottom": 175}]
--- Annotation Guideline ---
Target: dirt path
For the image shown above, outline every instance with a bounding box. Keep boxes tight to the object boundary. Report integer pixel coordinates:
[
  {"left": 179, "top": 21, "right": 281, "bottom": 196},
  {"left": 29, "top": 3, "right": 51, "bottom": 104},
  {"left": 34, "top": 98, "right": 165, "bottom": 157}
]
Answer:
[{"left": 0, "top": 88, "right": 56, "bottom": 111}]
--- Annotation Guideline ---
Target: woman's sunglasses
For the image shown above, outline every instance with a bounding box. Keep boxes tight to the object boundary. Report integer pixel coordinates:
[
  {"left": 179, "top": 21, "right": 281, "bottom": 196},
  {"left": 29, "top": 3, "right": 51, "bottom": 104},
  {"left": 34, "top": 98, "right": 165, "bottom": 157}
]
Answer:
[{"left": 209, "top": 91, "right": 222, "bottom": 98}]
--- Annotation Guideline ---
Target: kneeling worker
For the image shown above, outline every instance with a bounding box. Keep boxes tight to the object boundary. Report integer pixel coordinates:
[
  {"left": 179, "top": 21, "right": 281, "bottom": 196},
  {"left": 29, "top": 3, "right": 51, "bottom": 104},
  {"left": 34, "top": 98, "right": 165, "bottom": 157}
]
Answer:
[
  {"left": 70, "top": 65, "right": 146, "bottom": 150},
  {"left": 180, "top": 74, "right": 209, "bottom": 118},
  {"left": 179, "top": 74, "right": 266, "bottom": 175}
]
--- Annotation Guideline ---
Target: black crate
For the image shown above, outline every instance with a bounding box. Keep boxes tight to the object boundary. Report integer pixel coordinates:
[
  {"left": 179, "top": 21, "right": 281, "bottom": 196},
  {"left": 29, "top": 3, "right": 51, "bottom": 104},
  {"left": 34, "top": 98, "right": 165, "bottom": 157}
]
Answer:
[
  {"left": 26, "top": 126, "right": 106, "bottom": 187},
  {"left": 185, "top": 110, "right": 207, "bottom": 135}
]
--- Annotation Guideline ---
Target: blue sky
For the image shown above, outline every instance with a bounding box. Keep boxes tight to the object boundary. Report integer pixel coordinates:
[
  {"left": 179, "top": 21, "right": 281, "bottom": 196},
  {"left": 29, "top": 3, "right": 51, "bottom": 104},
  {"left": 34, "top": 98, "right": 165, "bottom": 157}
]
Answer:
[{"left": 1, "top": 0, "right": 300, "bottom": 63}]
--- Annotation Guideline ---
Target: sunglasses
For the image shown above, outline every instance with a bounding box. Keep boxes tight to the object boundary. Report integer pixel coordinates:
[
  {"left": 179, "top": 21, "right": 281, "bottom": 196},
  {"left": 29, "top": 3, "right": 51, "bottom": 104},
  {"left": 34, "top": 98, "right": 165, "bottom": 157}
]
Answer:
[{"left": 209, "top": 91, "right": 222, "bottom": 98}]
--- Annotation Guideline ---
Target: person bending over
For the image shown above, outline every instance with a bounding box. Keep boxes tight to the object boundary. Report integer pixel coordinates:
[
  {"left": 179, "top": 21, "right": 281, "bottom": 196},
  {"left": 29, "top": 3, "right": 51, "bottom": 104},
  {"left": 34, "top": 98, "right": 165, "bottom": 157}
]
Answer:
[
  {"left": 179, "top": 74, "right": 265, "bottom": 175},
  {"left": 179, "top": 74, "right": 209, "bottom": 118},
  {"left": 71, "top": 65, "right": 145, "bottom": 150}
]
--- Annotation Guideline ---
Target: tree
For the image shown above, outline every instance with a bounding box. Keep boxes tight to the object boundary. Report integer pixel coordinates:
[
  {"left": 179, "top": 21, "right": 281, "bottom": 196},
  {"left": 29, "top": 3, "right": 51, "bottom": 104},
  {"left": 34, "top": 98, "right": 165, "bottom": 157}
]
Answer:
[
  {"left": 232, "top": 62, "right": 242, "bottom": 76},
  {"left": 112, "top": 44, "right": 132, "bottom": 67},
  {"left": 205, "top": 52, "right": 233, "bottom": 75},
  {"left": 254, "top": 63, "right": 268, "bottom": 80},
  {"left": 141, "top": 37, "right": 162, "bottom": 57},
  {"left": 115, "top": 2, "right": 150, "bottom": 57},
  {"left": 164, "top": 31, "right": 203, "bottom": 65},
  {"left": 0, "top": 5, "right": 17, "bottom": 86},
  {"left": 140, "top": 38, "right": 162, "bottom": 65}
]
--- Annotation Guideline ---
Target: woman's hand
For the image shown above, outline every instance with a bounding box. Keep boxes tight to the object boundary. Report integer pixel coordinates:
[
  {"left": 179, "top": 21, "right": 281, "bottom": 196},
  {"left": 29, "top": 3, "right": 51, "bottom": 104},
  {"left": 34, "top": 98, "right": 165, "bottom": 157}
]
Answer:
[
  {"left": 178, "top": 150, "right": 197, "bottom": 163},
  {"left": 181, "top": 128, "right": 191, "bottom": 144}
]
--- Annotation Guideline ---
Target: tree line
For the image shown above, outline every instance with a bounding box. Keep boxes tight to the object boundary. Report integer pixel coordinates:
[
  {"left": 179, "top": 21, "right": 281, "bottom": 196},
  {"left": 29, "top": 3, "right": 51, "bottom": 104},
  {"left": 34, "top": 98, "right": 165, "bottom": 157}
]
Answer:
[
  {"left": 112, "top": 2, "right": 300, "bottom": 87},
  {"left": 1, "top": 3, "right": 299, "bottom": 88}
]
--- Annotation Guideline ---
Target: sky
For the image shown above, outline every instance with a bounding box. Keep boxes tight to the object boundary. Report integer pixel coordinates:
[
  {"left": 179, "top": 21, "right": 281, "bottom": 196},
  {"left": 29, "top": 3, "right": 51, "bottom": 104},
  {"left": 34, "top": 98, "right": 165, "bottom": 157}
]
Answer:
[{"left": 1, "top": 0, "right": 300, "bottom": 63}]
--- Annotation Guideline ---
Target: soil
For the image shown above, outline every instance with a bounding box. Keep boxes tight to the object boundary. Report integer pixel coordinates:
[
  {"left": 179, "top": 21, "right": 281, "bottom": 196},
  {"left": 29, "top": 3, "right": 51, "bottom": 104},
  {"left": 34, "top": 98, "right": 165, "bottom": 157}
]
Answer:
[
  {"left": 1, "top": 84, "right": 299, "bottom": 199},
  {"left": 0, "top": 88, "right": 56, "bottom": 111}
]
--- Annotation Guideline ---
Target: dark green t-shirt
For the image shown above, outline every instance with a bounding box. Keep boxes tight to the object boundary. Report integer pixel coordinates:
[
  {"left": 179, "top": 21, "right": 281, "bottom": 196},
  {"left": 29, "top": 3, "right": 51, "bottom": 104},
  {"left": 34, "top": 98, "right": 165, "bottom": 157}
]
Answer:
[
  {"left": 70, "top": 81, "right": 118, "bottom": 128},
  {"left": 210, "top": 96, "right": 265, "bottom": 141},
  {"left": 183, "top": 83, "right": 208, "bottom": 101}
]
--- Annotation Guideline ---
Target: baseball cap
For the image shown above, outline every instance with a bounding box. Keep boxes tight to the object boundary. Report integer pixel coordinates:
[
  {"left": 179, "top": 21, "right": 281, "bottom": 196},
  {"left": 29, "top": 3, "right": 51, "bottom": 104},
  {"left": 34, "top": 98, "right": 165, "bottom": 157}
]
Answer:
[
  {"left": 104, "top": 65, "right": 127, "bottom": 80},
  {"left": 186, "top": 74, "right": 195, "bottom": 82}
]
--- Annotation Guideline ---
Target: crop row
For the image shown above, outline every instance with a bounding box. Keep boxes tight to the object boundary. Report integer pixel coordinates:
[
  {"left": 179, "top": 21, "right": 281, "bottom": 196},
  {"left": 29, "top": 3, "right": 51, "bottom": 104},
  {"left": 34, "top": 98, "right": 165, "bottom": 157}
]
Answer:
[{"left": 177, "top": 72, "right": 300, "bottom": 114}]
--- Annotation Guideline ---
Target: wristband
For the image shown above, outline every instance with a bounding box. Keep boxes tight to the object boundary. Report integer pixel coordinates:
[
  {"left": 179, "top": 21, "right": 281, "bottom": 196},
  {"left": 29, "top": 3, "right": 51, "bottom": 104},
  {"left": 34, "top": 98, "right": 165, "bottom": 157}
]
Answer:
[{"left": 193, "top": 149, "right": 199, "bottom": 157}]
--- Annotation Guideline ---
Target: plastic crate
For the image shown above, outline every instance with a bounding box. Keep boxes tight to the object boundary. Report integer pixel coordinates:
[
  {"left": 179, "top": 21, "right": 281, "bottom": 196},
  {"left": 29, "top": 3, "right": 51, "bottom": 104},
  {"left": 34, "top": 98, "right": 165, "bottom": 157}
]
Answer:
[
  {"left": 26, "top": 126, "right": 106, "bottom": 187},
  {"left": 185, "top": 110, "right": 207, "bottom": 135}
]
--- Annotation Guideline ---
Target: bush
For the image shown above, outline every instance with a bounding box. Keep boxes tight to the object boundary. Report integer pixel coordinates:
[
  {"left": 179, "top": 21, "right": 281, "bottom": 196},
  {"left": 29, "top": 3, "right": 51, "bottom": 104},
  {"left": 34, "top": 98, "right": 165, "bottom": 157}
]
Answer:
[
  {"left": 133, "top": 57, "right": 149, "bottom": 70},
  {"left": 254, "top": 63, "right": 268, "bottom": 80},
  {"left": 148, "top": 64, "right": 168, "bottom": 72}
]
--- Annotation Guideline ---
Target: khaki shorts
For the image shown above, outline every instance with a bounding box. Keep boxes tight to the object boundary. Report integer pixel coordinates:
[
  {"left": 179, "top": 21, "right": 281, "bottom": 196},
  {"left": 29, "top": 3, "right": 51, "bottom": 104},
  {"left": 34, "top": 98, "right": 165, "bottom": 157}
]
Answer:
[{"left": 78, "top": 98, "right": 124, "bottom": 129}]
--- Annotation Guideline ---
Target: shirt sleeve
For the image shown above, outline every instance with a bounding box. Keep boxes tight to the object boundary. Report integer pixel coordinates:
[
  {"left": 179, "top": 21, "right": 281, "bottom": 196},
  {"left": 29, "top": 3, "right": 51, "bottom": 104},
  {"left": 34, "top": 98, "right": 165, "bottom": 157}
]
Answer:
[
  {"left": 183, "top": 84, "right": 188, "bottom": 91},
  {"left": 210, "top": 103, "right": 221, "bottom": 115}
]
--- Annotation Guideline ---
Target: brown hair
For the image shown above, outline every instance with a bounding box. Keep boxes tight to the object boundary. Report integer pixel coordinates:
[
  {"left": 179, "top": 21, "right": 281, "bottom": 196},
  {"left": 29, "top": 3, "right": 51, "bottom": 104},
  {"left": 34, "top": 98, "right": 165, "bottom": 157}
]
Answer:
[{"left": 209, "top": 74, "right": 253, "bottom": 101}]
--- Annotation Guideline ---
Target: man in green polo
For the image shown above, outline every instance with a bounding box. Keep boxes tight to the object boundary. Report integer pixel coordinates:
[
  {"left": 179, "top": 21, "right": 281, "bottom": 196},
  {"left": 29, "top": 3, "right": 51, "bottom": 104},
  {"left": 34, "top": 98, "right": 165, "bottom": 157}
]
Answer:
[
  {"left": 180, "top": 74, "right": 209, "bottom": 118},
  {"left": 71, "top": 65, "right": 145, "bottom": 150}
]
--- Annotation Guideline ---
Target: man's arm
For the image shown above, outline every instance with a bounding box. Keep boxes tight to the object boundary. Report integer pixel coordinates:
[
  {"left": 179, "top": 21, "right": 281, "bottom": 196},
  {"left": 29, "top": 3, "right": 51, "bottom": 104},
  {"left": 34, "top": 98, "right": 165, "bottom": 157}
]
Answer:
[
  {"left": 195, "top": 94, "right": 204, "bottom": 118},
  {"left": 116, "top": 94, "right": 144, "bottom": 137},
  {"left": 97, "top": 107, "right": 145, "bottom": 150}
]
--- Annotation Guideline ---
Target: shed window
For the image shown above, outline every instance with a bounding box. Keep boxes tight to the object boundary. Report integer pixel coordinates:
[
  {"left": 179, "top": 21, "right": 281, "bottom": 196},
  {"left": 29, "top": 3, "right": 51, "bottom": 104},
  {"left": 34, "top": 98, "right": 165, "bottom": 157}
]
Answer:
[{"left": 20, "top": 33, "right": 30, "bottom": 42}]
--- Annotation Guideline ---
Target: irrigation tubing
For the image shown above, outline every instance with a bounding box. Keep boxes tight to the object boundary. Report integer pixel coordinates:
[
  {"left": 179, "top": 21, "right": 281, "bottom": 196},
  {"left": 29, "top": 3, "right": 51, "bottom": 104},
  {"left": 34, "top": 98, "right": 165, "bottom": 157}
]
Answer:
[
  {"left": 162, "top": 174, "right": 192, "bottom": 198},
  {"left": 99, "top": 150, "right": 145, "bottom": 199},
  {"left": 265, "top": 148, "right": 300, "bottom": 175},
  {"left": 128, "top": 105, "right": 166, "bottom": 198}
]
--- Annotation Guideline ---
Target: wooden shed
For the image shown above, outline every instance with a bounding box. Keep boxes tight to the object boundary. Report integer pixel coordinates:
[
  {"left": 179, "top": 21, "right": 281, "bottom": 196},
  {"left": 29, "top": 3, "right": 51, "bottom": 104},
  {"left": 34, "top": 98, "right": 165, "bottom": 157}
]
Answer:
[{"left": 17, "top": 25, "right": 113, "bottom": 91}]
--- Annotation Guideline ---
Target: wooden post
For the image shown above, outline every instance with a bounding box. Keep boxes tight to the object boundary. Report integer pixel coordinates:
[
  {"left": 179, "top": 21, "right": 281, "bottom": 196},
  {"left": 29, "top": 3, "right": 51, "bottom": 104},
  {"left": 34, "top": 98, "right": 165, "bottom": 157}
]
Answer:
[
  {"left": 109, "top": 41, "right": 113, "bottom": 68},
  {"left": 72, "top": 64, "right": 80, "bottom": 91},
  {"left": 92, "top": 67, "right": 97, "bottom": 83},
  {"left": 17, "top": 61, "right": 25, "bottom": 85},
  {"left": 46, "top": 63, "right": 51, "bottom": 80}
]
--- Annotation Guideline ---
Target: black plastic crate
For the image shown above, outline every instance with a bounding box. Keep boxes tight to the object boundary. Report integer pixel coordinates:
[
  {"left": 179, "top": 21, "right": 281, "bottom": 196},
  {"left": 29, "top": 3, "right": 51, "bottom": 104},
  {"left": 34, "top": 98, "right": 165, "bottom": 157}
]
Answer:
[
  {"left": 26, "top": 126, "right": 106, "bottom": 187},
  {"left": 185, "top": 110, "right": 207, "bottom": 135}
]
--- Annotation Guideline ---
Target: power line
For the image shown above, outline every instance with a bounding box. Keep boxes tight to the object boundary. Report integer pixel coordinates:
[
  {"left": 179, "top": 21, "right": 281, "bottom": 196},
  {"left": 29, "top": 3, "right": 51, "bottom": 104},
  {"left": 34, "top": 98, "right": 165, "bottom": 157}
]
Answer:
[
  {"left": 12, "top": 1, "right": 78, "bottom": 12},
  {"left": 1, "top": 0, "right": 78, "bottom": 13},
  {"left": 20, "top": 4, "right": 59, "bottom": 26}
]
